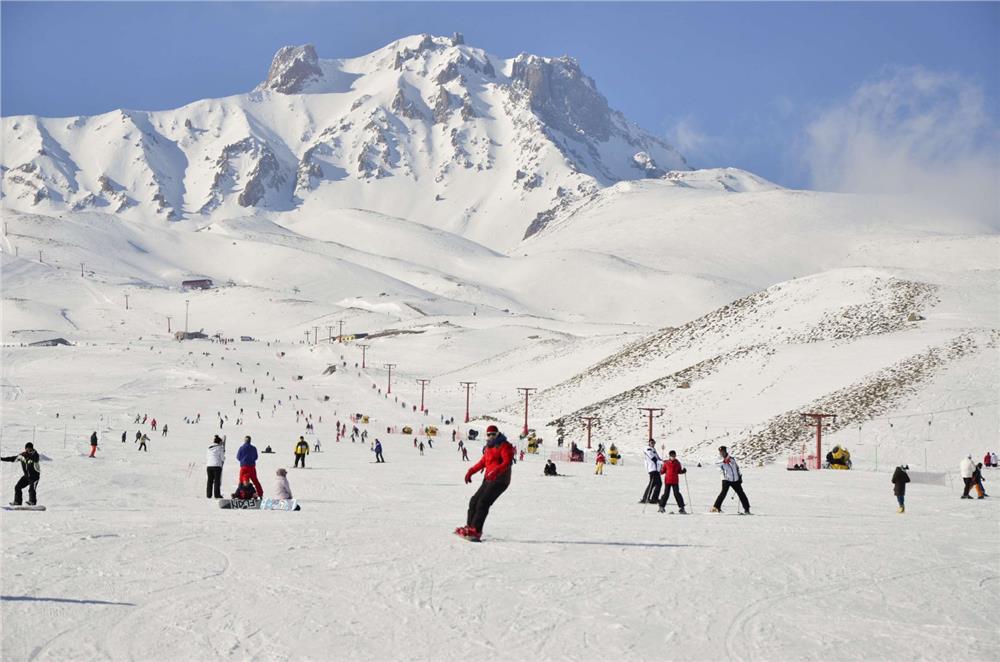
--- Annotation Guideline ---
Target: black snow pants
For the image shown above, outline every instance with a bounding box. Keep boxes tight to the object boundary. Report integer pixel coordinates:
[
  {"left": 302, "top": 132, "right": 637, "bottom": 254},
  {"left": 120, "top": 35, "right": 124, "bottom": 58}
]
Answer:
[
  {"left": 658, "top": 483, "right": 685, "bottom": 509},
  {"left": 294, "top": 454, "right": 306, "bottom": 468},
  {"left": 375, "top": 451, "right": 384, "bottom": 463},
  {"left": 467, "top": 472, "right": 511, "bottom": 534},
  {"left": 206, "top": 466, "right": 223, "bottom": 498},
  {"left": 713, "top": 480, "right": 750, "bottom": 512},
  {"left": 641, "top": 471, "right": 662, "bottom": 503},
  {"left": 13, "top": 475, "right": 38, "bottom": 505},
  {"left": 962, "top": 477, "right": 974, "bottom": 497}
]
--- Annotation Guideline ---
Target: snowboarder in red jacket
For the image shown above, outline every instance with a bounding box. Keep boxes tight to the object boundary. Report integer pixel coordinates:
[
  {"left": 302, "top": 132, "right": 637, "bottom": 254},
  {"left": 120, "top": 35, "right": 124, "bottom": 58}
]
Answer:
[
  {"left": 456, "top": 425, "right": 514, "bottom": 541},
  {"left": 658, "top": 450, "right": 688, "bottom": 513}
]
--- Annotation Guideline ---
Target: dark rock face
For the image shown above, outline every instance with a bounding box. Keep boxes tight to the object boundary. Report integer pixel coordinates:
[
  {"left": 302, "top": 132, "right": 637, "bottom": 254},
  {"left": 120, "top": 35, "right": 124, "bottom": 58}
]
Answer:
[
  {"left": 259, "top": 44, "right": 322, "bottom": 94},
  {"left": 510, "top": 55, "right": 612, "bottom": 142}
]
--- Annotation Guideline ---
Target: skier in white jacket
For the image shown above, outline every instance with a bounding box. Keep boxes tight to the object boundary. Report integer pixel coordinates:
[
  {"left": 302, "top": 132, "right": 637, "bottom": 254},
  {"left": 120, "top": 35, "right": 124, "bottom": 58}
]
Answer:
[
  {"left": 639, "top": 440, "right": 663, "bottom": 503},
  {"left": 712, "top": 446, "right": 751, "bottom": 514},
  {"left": 205, "top": 435, "right": 225, "bottom": 499},
  {"left": 960, "top": 455, "right": 976, "bottom": 499}
]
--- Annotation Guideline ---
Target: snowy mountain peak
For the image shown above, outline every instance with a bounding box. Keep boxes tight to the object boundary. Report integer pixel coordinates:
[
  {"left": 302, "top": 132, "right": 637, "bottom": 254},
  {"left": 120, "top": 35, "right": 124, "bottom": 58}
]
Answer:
[
  {"left": 257, "top": 44, "right": 323, "bottom": 94},
  {"left": 2, "top": 34, "right": 691, "bottom": 249}
]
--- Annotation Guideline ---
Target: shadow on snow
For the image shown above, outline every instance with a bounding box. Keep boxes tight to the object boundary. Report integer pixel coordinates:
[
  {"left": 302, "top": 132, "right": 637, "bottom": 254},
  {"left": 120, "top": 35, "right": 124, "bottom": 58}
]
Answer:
[{"left": 1, "top": 595, "right": 136, "bottom": 606}]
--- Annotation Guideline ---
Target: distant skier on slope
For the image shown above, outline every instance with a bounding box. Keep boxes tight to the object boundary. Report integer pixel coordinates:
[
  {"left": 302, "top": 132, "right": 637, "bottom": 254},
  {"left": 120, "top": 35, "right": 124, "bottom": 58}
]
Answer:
[
  {"left": 294, "top": 436, "right": 310, "bottom": 468},
  {"left": 658, "top": 450, "right": 687, "bottom": 514},
  {"left": 89, "top": 431, "right": 98, "bottom": 458},
  {"left": 711, "top": 446, "right": 750, "bottom": 514},
  {"left": 639, "top": 440, "right": 662, "bottom": 503},
  {"left": 2, "top": 442, "right": 40, "bottom": 506},
  {"left": 892, "top": 464, "right": 910, "bottom": 513},
  {"left": 373, "top": 439, "right": 384, "bottom": 463},
  {"left": 455, "top": 425, "right": 514, "bottom": 541}
]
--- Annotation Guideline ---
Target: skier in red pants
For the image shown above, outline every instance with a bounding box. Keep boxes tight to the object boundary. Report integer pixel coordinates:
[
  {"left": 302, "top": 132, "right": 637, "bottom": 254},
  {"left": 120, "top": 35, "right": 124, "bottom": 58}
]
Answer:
[{"left": 455, "top": 425, "right": 514, "bottom": 541}]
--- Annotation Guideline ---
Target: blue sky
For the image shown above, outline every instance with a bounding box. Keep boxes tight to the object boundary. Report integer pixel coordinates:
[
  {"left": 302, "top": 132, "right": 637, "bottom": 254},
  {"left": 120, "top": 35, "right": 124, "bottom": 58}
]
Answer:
[{"left": 2, "top": 2, "right": 997, "bottom": 189}]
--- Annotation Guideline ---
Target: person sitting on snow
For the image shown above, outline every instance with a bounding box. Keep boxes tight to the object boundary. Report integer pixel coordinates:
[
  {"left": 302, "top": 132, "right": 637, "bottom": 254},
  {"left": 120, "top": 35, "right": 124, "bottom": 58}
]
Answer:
[
  {"left": 273, "top": 468, "right": 302, "bottom": 510},
  {"left": 232, "top": 479, "right": 258, "bottom": 501},
  {"left": 544, "top": 460, "right": 558, "bottom": 476}
]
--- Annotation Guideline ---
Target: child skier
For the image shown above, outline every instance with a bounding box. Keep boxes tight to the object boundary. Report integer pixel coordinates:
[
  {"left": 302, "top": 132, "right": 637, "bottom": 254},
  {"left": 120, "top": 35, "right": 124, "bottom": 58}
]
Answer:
[
  {"left": 891, "top": 464, "right": 910, "bottom": 513},
  {"left": 658, "top": 450, "right": 688, "bottom": 513},
  {"left": 595, "top": 451, "right": 606, "bottom": 475}
]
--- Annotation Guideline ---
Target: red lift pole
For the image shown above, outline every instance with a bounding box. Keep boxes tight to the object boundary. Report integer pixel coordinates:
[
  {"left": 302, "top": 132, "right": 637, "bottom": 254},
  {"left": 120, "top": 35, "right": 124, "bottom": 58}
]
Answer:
[
  {"left": 581, "top": 416, "right": 600, "bottom": 449},
  {"left": 802, "top": 412, "right": 837, "bottom": 469},
  {"left": 416, "top": 379, "right": 431, "bottom": 412},
  {"left": 638, "top": 407, "right": 665, "bottom": 442},
  {"left": 517, "top": 387, "right": 537, "bottom": 436},
  {"left": 358, "top": 344, "right": 369, "bottom": 369},
  {"left": 384, "top": 363, "right": 396, "bottom": 394},
  {"left": 460, "top": 382, "right": 476, "bottom": 423}
]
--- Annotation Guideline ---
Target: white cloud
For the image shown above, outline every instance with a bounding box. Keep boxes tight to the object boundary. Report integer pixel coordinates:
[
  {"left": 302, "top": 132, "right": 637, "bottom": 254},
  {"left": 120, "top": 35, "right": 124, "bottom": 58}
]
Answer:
[
  {"left": 664, "top": 116, "right": 721, "bottom": 167},
  {"left": 804, "top": 66, "right": 1000, "bottom": 226}
]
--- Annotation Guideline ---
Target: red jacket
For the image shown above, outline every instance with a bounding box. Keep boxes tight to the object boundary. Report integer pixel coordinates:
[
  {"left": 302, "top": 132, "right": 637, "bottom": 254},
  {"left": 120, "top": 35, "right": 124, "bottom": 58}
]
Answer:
[
  {"left": 468, "top": 438, "right": 515, "bottom": 482},
  {"left": 660, "top": 458, "right": 685, "bottom": 485}
]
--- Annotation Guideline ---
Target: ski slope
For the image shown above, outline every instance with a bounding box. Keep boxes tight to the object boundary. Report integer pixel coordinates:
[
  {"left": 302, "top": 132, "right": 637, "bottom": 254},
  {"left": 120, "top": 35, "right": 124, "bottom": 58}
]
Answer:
[{"left": 1, "top": 336, "right": 997, "bottom": 661}]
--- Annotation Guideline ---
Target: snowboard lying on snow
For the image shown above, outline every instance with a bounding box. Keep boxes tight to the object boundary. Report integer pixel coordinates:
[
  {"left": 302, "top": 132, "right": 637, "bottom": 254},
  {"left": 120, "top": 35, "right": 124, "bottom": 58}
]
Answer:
[
  {"left": 219, "top": 497, "right": 298, "bottom": 511},
  {"left": 3, "top": 504, "right": 46, "bottom": 511}
]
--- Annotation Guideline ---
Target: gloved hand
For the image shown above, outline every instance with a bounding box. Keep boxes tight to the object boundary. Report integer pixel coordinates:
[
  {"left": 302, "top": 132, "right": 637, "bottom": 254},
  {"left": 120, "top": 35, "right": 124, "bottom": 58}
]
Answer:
[{"left": 465, "top": 469, "right": 474, "bottom": 484}]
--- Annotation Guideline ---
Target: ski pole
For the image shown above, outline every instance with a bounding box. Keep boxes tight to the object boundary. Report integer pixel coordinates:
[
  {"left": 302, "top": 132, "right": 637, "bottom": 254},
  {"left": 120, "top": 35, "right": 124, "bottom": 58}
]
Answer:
[{"left": 684, "top": 472, "right": 693, "bottom": 509}]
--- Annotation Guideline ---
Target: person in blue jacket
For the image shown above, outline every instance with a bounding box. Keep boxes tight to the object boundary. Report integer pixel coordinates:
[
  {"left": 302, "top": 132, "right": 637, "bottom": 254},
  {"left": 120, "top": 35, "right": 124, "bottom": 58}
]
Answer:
[
  {"left": 373, "top": 439, "right": 385, "bottom": 463},
  {"left": 237, "top": 436, "right": 263, "bottom": 497}
]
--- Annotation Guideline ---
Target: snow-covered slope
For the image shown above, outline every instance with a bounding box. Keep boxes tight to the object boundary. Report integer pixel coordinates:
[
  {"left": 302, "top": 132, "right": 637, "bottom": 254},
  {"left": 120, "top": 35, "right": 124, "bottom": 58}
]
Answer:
[{"left": 2, "top": 34, "right": 688, "bottom": 250}]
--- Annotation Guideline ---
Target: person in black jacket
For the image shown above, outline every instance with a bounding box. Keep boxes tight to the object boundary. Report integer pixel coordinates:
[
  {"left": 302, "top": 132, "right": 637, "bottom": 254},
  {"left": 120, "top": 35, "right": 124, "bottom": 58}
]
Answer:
[
  {"left": 891, "top": 465, "right": 910, "bottom": 513},
  {"left": 2, "top": 442, "right": 41, "bottom": 505}
]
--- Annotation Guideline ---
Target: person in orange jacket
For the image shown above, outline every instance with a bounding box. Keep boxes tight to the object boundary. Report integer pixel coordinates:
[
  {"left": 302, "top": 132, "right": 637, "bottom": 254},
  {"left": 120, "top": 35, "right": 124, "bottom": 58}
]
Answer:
[{"left": 455, "top": 425, "right": 514, "bottom": 541}]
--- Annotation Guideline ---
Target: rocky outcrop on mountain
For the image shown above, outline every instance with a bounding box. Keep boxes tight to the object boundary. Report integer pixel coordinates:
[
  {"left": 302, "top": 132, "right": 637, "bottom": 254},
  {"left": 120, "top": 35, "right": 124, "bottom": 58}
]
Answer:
[
  {"left": 431, "top": 86, "right": 452, "bottom": 124},
  {"left": 511, "top": 54, "right": 612, "bottom": 142},
  {"left": 258, "top": 44, "right": 322, "bottom": 94},
  {"left": 201, "top": 137, "right": 291, "bottom": 212}
]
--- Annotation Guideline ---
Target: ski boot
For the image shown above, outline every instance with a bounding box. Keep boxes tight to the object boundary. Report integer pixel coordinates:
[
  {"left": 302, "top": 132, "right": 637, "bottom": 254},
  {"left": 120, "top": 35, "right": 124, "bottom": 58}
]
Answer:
[
  {"left": 897, "top": 506, "right": 905, "bottom": 514},
  {"left": 9, "top": 502, "right": 22, "bottom": 507},
  {"left": 710, "top": 507, "right": 721, "bottom": 513},
  {"left": 454, "top": 525, "right": 470, "bottom": 536},
  {"left": 657, "top": 506, "right": 666, "bottom": 513},
  {"left": 678, "top": 508, "right": 687, "bottom": 514},
  {"left": 462, "top": 527, "right": 481, "bottom": 542}
]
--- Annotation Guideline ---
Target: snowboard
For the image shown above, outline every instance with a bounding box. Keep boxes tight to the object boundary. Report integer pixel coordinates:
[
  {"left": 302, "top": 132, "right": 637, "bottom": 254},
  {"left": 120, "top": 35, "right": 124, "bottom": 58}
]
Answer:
[
  {"left": 218, "top": 498, "right": 261, "bottom": 510},
  {"left": 3, "top": 505, "right": 46, "bottom": 511},
  {"left": 259, "top": 498, "right": 298, "bottom": 511}
]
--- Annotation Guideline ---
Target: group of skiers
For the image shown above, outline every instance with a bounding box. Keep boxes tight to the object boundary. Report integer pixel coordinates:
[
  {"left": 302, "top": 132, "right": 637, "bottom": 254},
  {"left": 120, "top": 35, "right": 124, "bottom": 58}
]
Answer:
[{"left": 638, "top": 441, "right": 748, "bottom": 515}]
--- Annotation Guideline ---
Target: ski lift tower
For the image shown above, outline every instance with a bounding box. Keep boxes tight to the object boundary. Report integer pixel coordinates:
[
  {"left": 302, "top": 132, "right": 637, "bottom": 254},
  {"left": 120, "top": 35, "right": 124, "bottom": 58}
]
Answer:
[{"left": 802, "top": 412, "right": 837, "bottom": 469}]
